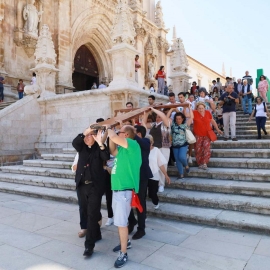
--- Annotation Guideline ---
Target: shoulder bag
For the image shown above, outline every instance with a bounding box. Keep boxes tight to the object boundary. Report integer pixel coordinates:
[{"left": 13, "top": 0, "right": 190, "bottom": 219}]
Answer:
[{"left": 185, "top": 128, "right": 196, "bottom": 144}]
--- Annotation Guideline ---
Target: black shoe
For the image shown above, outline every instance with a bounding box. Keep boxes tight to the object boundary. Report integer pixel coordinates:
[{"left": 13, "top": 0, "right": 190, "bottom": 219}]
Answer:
[
  {"left": 128, "top": 221, "right": 137, "bottom": 234},
  {"left": 223, "top": 138, "right": 228, "bottom": 141},
  {"left": 232, "top": 138, "right": 238, "bottom": 141},
  {"left": 114, "top": 251, "right": 128, "bottom": 268},
  {"left": 132, "top": 230, "right": 145, "bottom": 240},
  {"left": 257, "top": 137, "right": 262, "bottom": 140},
  {"left": 264, "top": 130, "right": 268, "bottom": 135},
  {"left": 113, "top": 239, "right": 132, "bottom": 252},
  {"left": 83, "top": 248, "right": 93, "bottom": 257}
]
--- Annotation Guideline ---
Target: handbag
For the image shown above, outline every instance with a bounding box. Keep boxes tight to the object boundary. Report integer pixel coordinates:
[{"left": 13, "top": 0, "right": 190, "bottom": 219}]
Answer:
[
  {"left": 207, "top": 130, "right": 217, "bottom": 142},
  {"left": 185, "top": 129, "right": 196, "bottom": 144},
  {"left": 131, "top": 190, "right": 143, "bottom": 213}
]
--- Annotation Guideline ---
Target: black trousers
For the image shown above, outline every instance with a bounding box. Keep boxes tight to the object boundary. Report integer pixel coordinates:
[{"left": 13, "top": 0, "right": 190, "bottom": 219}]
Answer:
[
  {"left": 256, "top": 117, "right": 267, "bottom": 138},
  {"left": 77, "top": 188, "right": 87, "bottom": 229},
  {"left": 104, "top": 170, "right": 113, "bottom": 218},
  {"left": 77, "top": 183, "right": 103, "bottom": 249},
  {"left": 128, "top": 178, "right": 148, "bottom": 232},
  {"left": 148, "top": 179, "right": 159, "bottom": 206}
]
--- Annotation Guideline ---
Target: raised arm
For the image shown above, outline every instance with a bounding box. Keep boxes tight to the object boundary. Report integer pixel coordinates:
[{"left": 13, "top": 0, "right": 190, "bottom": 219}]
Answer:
[
  {"left": 151, "top": 107, "right": 170, "bottom": 127},
  {"left": 107, "top": 128, "right": 128, "bottom": 149}
]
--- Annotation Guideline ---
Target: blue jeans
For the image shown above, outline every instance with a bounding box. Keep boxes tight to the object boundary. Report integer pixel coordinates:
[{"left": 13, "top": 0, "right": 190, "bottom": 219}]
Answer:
[
  {"left": 173, "top": 145, "right": 188, "bottom": 175},
  {"left": 242, "top": 96, "right": 252, "bottom": 114},
  {"left": 18, "top": 92, "right": 24, "bottom": 99},
  {"left": 0, "top": 87, "right": 3, "bottom": 101}
]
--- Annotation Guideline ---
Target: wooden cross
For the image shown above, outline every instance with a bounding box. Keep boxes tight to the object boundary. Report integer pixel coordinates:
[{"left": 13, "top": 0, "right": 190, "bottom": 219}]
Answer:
[{"left": 90, "top": 103, "right": 189, "bottom": 129}]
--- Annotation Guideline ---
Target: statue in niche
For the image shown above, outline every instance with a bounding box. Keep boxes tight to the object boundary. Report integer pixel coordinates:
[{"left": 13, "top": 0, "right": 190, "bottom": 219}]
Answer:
[
  {"left": 23, "top": 0, "right": 42, "bottom": 38},
  {"left": 148, "top": 59, "right": 155, "bottom": 80}
]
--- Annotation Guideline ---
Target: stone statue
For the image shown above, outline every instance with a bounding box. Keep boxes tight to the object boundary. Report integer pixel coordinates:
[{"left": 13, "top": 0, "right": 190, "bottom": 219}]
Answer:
[
  {"left": 23, "top": 0, "right": 42, "bottom": 38},
  {"left": 155, "top": 1, "right": 165, "bottom": 28},
  {"left": 148, "top": 59, "right": 155, "bottom": 80}
]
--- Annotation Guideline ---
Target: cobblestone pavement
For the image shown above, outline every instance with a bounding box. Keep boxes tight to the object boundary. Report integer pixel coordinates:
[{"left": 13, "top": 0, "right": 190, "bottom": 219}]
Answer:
[{"left": 0, "top": 192, "right": 269, "bottom": 270}]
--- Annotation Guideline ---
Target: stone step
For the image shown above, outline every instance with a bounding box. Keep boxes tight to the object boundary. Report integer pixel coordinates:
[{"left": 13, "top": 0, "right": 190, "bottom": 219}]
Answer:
[
  {"left": 211, "top": 149, "right": 270, "bottom": 158},
  {"left": 169, "top": 177, "right": 270, "bottom": 197},
  {"left": 1, "top": 181, "right": 270, "bottom": 234},
  {"left": 23, "top": 159, "right": 72, "bottom": 169},
  {"left": 62, "top": 148, "right": 76, "bottom": 154},
  {"left": 217, "top": 135, "right": 268, "bottom": 140},
  {"left": 235, "top": 122, "right": 270, "bottom": 127},
  {"left": 158, "top": 188, "right": 270, "bottom": 215},
  {"left": 0, "top": 165, "right": 74, "bottom": 179},
  {"left": 212, "top": 139, "right": 270, "bottom": 148},
  {"left": 167, "top": 167, "right": 270, "bottom": 182},
  {"left": 41, "top": 153, "right": 75, "bottom": 162},
  {"left": 0, "top": 172, "right": 75, "bottom": 190},
  {"left": 190, "top": 157, "right": 270, "bottom": 169}
]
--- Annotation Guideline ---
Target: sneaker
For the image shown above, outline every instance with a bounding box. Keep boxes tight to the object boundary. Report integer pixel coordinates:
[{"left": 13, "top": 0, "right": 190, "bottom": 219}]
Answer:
[
  {"left": 105, "top": 217, "right": 114, "bottom": 226},
  {"left": 188, "top": 156, "right": 193, "bottom": 164},
  {"left": 154, "top": 203, "right": 159, "bottom": 210},
  {"left": 132, "top": 230, "right": 146, "bottom": 240},
  {"left": 232, "top": 138, "right": 238, "bottom": 141},
  {"left": 158, "top": 186, "right": 164, "bottom": 193},
  {"left": 185, "top": 166, "right": 190, "bottom": 174},
  {"left": 113, "top": 239, "right": 132, "bottom": 252},
  {"left": 114, "top": 251, "right": 128, "bottom": 268}
]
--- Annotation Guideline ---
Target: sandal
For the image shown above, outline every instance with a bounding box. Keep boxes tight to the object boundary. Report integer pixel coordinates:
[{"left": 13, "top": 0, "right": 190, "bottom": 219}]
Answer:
[
  {"left": 78, "top": 229, "right": 87, "bottom": 238},
  {"left": 202, "top": 164, "right": 208, "bottom": 170}
]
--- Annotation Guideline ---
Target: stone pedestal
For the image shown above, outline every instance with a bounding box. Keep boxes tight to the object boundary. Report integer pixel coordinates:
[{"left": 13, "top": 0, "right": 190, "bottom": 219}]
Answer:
[
  {"left": 169, "top": 72, "right": 191, "bottom": 93},
  {"left": 107, "top": 43, "right": 139, "bottom": 90}
]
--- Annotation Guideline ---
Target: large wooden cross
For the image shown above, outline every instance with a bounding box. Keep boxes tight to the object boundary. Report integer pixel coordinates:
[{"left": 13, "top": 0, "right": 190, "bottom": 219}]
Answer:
[{"left": 90, "top": 103, "right": 189, "bottom": 129}]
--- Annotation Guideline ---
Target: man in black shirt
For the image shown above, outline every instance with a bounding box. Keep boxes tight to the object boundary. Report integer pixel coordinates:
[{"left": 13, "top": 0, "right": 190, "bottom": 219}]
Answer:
[
  {"left": 128, "top": 125, "right": 152, "bottom": 240},
  {"left": 219, "top": 84, "right": 239, "bottom": 141},
  {"left": 72, "top": 127, "right": 109, "bottom": 257}
]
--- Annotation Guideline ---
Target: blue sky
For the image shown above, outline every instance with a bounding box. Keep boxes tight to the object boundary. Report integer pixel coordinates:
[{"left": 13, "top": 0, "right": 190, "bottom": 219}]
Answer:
[{"left": 161, "top": 0, "right": 270, "bottom": 85}]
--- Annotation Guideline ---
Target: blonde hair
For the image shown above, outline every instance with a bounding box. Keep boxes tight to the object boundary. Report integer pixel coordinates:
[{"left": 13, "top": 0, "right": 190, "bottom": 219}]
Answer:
[
  {"left": 196, "top": 102, "right": 206, "bottom": 109},
  {"left": 145, "top": 134, "right": 154, "bottom": 145}
]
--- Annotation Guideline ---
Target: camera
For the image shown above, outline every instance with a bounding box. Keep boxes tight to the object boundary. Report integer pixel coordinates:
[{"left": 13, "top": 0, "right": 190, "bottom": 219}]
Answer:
[{"left": 224, "top": 95, "right": 232, "bottom": 106}]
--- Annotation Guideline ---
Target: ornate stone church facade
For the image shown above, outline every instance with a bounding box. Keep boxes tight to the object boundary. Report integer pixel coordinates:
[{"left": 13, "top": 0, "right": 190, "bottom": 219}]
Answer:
[{"left": 0, "top": 0, "right": 224, "bottom": 96}]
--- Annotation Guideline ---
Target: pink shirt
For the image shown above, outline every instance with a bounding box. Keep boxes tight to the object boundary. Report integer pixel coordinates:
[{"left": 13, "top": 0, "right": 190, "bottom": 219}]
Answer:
[{"left": 258, "top": 80, "right": 268, "bottom": 93}]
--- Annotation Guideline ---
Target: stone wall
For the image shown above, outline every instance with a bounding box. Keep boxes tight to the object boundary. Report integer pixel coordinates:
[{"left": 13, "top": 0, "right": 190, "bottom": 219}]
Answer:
[
  {"left": 0, "top": 94, "right": 41, "bottom": 164},
  {"left": 36, "top": 88, "right": 168, "bottom": 152}
]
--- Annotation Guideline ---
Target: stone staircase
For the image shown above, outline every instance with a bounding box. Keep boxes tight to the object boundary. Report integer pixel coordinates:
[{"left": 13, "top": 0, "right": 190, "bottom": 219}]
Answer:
[
  {"left": 216, "top": 102, "right": 270, "bottom": 140},
  {"left": 0, "top": 100, "right": 16, "bottom": 110},
  {"left": 1, "top": 139, "right": 270, "bottom": 234}
]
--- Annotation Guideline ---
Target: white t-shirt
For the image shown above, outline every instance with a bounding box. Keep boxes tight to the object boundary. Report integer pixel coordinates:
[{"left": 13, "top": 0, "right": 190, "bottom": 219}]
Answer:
[
  {"left": 255, "top": 103, "right": 267, "bottom": 117},
  {"left": 150, "top": 87, "right": 155, "bottom": 93},
  {"left": 98, "top": 84, "right": 106, "bottom": 89},
  {"left": 244, "top": 85, "right": 253, "bottom": 94},
  {"left": 31, "top": 76, "right": 37, "bottom": 85},
  {"left": 149, "top": 147, "right": 167, "bottom": 181},
  {"left": 167, "top": 101, "right": 189, "bottom": 119},
  {"left": 197, "top": 96, "right": 213, "bottom": 112},
  {"left": 71, "top": 153, "right": 79, "bottom": 173}
]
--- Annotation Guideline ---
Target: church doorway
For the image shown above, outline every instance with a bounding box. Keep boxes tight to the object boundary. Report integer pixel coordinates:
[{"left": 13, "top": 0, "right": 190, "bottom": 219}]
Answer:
[{"left": 72, "top": 45, "right": 99, "bottom": 91}]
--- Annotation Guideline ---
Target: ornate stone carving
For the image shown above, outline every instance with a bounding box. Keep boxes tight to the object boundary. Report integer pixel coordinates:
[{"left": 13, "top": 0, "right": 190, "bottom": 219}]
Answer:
[
  {"left": 111, "top": 0, "right": 136, "bottom": 45},
  {"left": 24, "top": 24, "right": 59, "bottom": 97},
  {"left": 156, "top": 36, "right": 169, "bottom": 51},
  {"left": 134, "top": 22, "right": 146, "bottom": 40},
  {"left": 155, "top": 1, "right": 165, "bottom": 28},
  {"left": 171, "top": 38, "right": 189, "bottom": 73},
  {"left": 148, "top": 58, "right": 155, "bottom": 80},
  {"left": 13, "top": 0, "right": 43, "bottom": 57},
  {"left": 129, "top": 0, "right": 142, "bottom": 11},
  {"left": 23, "top": 0, "right": 42, "bottom": 39}
]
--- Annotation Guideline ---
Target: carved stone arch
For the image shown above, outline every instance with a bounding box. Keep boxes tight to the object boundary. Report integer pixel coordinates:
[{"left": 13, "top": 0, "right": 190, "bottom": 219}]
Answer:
[{"left": 71, "top": 10, "right": 114, "bottom": 85}]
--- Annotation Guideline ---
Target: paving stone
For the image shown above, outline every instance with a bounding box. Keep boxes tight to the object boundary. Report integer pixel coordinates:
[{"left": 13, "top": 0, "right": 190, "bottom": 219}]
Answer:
[
  {"left": 0, "top": 212, "right": 63, "bottom": 232},
  {"left": 142, "top": 244, "right": 246, "bottom": 270},
  {"left": 29, "top": 239, "right": 117, "bottom": 270},
  {"left": 244, "top": 254, "right": 270, "bottom": 270},
  {"left": 179, "top": 235, "right": 254, "bottom": 261},
  {"left": 0, "top": 244, "right": 69, "bottom": 270},
  {"left": 254, "top": 237, "right": 270, "bottom": 257},
  {"left": 0, "top": 223, "right": 51, "bottom": 250},
  {"left": 196, "top": 227, "right": 262, "bottom": 248},
  {"left": 0, "top": 205, "right": 21, "bottom": 218}
]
